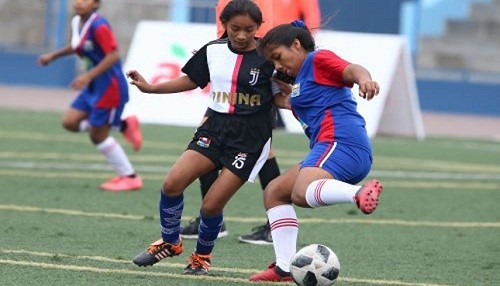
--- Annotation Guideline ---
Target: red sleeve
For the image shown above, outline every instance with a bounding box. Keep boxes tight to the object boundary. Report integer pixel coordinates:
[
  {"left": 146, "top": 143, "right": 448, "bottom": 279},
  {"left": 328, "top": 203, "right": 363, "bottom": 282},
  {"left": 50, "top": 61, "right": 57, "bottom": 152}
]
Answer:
[
  {"left": 313, "top": 50, "right": 353, "bottom": 88},
  {"left": 94, "top": 24, "right": 118, "bottom": 54}
]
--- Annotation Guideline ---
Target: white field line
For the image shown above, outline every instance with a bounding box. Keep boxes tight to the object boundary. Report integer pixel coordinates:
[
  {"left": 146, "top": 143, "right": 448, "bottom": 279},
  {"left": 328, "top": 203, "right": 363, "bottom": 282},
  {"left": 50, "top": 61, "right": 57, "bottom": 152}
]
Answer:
[
  {"left": 1, "top": 168, "right": 499, "bottom": 190},
  {"left": 375, "top": 156, "right": 500, "bottom": 174},
  {"left": 2, "top": 148, "right": 500, "bottom": 175},
  {"left": 372, "top": 170, "right": 500, "bottom": 181},
  {"left": 374, "top": 138, "right": 500, "bottom": 152},
  {"left": 1, "top": 130, "right": 500, "bottom": 172},
  {"left": 0, "top": 259, "right": 264, "bottom": 285},
  {"left": 6, "top": 128, "right": 500, "bottom": 153},
  {"left": 0, "top": 204, "right": 498, "bottom": 228},
  {"left": 1, "top": 249, "right": 256, "bottom": 274},
  {"left": 0, "top": 130, "right": 187, "bottom": 151},
  {"left": 2, "top": 160, "right": 500, "bottom": 184},
  {"left": 0, "top": 250, "right": 455, "bottom": 286}
]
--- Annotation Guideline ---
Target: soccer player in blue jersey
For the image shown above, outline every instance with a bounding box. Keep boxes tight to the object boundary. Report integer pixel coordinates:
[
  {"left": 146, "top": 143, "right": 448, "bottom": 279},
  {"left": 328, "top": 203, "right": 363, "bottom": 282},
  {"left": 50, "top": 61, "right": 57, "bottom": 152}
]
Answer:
[
  {"left": 37, "top": 0, "right": 143, "bottom": 192},
  {"left": 126, "top": 0, "right": 290, "bottom": 276},
  {"left": 249, "top": 20, "right": 384, "bottom": 282}
]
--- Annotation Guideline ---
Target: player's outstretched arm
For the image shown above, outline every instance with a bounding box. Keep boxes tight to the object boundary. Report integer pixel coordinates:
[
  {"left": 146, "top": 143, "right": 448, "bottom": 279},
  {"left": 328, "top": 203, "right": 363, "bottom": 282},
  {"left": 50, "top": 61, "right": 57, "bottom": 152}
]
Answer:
[
  {"left": 343, "top": 64, "right": 380, "bottom": 100},
  {"left": 37, "top": 44, "right": 74, "bottom": 66},
  {"left": 127, "top": 70, "right": 198, "bottom": 94}
]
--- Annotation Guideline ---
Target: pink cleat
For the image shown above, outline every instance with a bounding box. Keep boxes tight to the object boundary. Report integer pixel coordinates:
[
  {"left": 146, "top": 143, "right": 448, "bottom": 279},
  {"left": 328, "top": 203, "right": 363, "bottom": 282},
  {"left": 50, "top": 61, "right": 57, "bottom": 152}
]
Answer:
[
  {"left": 354, "top": 179, "right": 383, "bottom": 214},
  {"left": 123, "top": 116, "right": 142, "bottom": 151},
  {"left": 100, "top": 176, "right": 143, "bottom": 192},
  {"left": 249, "top": 262, "right": 293, "bottom": 282}
]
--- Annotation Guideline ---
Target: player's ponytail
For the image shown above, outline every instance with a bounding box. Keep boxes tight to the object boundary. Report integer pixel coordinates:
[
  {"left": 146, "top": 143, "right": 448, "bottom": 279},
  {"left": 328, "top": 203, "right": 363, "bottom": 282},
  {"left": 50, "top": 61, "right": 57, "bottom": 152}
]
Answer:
[{"left": 291, "top": 20, "right": 307, "bottom": 29}]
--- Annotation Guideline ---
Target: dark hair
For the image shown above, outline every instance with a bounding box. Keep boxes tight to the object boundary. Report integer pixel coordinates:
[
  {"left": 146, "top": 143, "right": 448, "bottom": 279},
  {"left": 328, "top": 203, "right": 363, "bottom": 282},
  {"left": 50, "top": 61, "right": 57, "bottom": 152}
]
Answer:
[
  {"left": 257, "top": 22, "right": 316, "bottom": 54},
  {"left": 219, "top": 0, "right": 263, "bottom": 26}
]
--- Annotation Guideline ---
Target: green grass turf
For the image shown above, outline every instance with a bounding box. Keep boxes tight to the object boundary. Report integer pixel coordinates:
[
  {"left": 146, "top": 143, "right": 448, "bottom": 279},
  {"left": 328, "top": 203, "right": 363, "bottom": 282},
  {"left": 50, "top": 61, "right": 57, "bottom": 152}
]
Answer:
[{"left": 0, "top": 108, "right": 499, "bottom": 286}]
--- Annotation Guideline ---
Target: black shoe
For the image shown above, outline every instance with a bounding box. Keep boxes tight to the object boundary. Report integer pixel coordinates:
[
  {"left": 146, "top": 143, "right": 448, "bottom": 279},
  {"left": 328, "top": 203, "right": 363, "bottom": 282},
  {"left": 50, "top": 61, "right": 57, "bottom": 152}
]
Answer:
[
  {"left": 238, "top": 222, "right": 273, "bottom": 245},
  {"left": 183, "top": 252, "right": 211, "bottom": 275},
  {"left": 179, "top": 217, "right": 228, "bottom": 239}
]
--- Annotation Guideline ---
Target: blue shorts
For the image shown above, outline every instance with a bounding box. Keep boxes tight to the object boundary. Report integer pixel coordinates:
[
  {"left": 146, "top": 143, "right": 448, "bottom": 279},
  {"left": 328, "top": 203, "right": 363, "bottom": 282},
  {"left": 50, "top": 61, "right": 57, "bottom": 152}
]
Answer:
[
  {"left": 71, "top": 90, "right": 125, "bottom": 127},
  {"left": 301, "top": 141, "right": 372, "bottom": 184}
]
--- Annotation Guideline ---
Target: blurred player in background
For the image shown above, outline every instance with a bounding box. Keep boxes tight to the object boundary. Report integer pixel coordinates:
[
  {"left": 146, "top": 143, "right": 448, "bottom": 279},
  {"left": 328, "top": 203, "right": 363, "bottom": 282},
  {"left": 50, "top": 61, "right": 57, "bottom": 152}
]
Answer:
[
  {"left": 37, "top": 0, "right": 143, "bottom": 192},
  {"left": 179, "top": 0, "right": 321, "bottom": 247},
  {"left": 249, "top": 20, "right": 383, "bottom": 282}
]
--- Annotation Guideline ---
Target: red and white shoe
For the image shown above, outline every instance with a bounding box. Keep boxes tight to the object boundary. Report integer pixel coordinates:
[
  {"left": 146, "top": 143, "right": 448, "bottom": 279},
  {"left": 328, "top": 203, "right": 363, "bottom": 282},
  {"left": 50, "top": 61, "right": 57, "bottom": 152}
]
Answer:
[
  {"left": 100, "top": 176, "right": 143, "bottom": 192},
  {"left": 249, "top": 262, "right": 293, "bottom": 282},
  {"left": 354, "top": 179, "right": 383, "bottom": 214},
  {"left": 123, "top": 116, "right": 142, "bottom": 151}
]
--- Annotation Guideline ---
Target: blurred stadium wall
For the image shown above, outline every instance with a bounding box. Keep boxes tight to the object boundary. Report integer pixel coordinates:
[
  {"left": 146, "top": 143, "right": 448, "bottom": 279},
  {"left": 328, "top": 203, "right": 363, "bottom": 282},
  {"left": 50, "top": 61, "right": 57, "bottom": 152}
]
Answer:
[{"left": 0, "top": 0, "right": 499, "bottom": 116}]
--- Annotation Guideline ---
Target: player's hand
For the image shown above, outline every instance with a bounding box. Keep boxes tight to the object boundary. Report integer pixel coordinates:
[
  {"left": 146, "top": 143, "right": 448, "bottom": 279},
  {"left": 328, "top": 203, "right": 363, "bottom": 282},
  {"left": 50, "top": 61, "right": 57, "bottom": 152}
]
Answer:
[
  {"left": 126, "top": 70, "right": 153, "bottom": 93},
  {"left": 37, "top": 54, "right": 53, "bottom": 66},
  {"left": 358, "top": 80, "right": 380, "bottom": 100},
  {"left": 71, "top": 73, "right": 92, "bottom": 90},
  {"left": 273, "top": 91, "right": 292, "bottom": 109},
  {"left": 271, "top": 77, "right": 293, "bottom": 95}
]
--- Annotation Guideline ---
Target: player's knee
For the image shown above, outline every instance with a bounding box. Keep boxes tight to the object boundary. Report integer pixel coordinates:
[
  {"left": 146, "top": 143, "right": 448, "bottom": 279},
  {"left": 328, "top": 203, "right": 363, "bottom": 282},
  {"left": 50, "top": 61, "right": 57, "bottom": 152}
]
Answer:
[
  {"left": 291, "top": 188, "right": 309, "bottom": 208},
  {"left": 161, "top": 180, "right": 183, "bottom": 196},
  {"left": 200, "top": 202, "right": 223, "bottom": 217},
  {"left": 61, "top": 120, "right": 78, "bottom": 132},
  {"left": 263, "top": 179, "right": 291, "bottom": 209}
]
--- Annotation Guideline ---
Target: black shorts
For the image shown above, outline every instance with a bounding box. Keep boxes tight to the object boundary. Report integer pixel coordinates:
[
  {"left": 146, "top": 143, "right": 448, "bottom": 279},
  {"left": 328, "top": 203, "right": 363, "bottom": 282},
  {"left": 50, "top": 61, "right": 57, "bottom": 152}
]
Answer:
[
  {"left": 206, "top": 106, "right": 279, "bottom": 128},
  {"left": 188, "top": 111, "right": 272, "bottom": 182}
]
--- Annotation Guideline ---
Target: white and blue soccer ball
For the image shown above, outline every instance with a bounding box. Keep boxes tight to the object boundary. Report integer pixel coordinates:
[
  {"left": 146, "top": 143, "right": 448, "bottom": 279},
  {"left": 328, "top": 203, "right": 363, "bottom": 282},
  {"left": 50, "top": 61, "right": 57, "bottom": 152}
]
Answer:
[{"left": 290, "top": 244, "right": 340, "bottom": 286}]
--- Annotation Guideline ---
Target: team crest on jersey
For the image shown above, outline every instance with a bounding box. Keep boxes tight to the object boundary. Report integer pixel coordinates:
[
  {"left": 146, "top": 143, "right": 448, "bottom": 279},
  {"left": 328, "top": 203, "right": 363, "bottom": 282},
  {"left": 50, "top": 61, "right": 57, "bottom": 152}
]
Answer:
[
  {"left": 291, "top": 83, "right": 300, "bottom": 98},
  {"left": 196, "top": 136, "right": 211, "bottom": 148},
  {"left": 249, "top": 68, "right": 260, "bottom": 86},
  {"left": 232, "top": 152, "right": 247, "bottom": 169},
  {"left": 82, "top": 40, "right": 94, "bottom": 52}
]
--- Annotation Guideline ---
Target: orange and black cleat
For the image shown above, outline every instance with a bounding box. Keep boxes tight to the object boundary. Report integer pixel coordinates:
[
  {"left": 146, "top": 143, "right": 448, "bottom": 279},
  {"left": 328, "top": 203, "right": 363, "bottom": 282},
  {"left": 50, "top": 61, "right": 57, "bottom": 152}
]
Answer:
[{"left": 132, "top": 238, "right": 183, "bottom": 266}]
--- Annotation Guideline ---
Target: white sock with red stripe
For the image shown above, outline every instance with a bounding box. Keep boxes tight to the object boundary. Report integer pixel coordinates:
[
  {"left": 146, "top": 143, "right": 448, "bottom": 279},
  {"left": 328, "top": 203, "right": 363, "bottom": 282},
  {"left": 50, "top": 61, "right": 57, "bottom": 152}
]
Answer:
[
  {"left": 96, "top": 136, "right": 135, "bottom": 176},
  {"left": 267, "top": 204, "right": 298, "bottom": 272},
  {"left": 305, "top": 179, "right": 361, "bottom": 208}
]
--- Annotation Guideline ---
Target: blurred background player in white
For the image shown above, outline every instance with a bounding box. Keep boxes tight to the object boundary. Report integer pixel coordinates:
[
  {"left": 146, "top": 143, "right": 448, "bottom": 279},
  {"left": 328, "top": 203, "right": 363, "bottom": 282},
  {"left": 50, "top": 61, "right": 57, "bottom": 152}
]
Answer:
[
  {"left": 250, "top": 20, "right": 383, "bottom": 282},
  {"left": 179, "top": 0, "right": 321, "bottom": 246},
  {"left": 37, "top": 0, "right": 143, "bottom": 192}
]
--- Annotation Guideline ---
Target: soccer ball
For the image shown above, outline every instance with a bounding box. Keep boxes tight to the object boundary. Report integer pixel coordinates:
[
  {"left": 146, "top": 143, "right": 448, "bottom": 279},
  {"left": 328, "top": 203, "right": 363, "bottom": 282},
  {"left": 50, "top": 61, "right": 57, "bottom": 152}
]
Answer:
[{"left": 290, "top": 244, "right": 340, "bottom": 286}]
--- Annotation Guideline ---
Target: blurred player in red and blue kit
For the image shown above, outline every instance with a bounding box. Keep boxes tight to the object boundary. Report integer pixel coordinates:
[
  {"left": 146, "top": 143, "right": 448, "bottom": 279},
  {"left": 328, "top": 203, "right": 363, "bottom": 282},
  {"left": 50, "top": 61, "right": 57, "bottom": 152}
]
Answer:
[{"left": 38, "top": 0, "right": 143, "bottom": 192}]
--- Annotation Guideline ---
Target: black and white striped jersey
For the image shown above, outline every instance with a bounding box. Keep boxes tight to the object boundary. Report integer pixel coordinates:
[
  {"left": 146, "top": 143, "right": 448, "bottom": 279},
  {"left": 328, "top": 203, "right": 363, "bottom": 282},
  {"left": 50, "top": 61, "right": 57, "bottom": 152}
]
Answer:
[{"left": 182, "top": 38, "right": 276, "bottom": 115}]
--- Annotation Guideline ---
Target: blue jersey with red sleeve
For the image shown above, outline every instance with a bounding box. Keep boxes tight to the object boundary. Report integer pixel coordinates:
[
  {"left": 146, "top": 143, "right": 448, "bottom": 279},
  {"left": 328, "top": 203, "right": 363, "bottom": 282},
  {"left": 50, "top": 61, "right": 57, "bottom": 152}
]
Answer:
[
  {"left": 71, "top": 13, "right": 128, "bottom": 109},
  {"left": 290, "top": 49, "right": 371, "bottom": 152}
]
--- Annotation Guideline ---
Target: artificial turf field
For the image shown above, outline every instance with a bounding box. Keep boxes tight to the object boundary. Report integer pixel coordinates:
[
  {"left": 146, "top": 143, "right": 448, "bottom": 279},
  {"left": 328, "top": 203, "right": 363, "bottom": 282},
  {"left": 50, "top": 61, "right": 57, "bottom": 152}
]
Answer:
[{"left": 0, "top": 108, "right": 499, "bottom": 286}]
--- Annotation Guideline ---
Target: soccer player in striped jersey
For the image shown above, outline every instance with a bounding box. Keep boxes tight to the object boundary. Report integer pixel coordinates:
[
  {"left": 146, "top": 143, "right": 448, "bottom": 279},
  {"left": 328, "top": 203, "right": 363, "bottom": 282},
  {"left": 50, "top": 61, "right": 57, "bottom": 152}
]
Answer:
[
  {"left": 127, "top": 0, "right": 290, "bottom": 276},
  {"left": 249, "top": 20, "right": 384, "bottom": 282},
  {"left": 37, "top": 0, "right": 143, "bottom": 192}
]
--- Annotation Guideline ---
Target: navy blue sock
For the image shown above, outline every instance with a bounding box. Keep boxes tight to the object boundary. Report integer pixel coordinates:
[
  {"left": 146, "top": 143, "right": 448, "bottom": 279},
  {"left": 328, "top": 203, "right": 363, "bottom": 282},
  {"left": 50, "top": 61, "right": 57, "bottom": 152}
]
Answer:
[
  {"left": 159, "top": 190, "right": 184, "bottom": 244},
  {"left": 196, "top": 211, "right": 223, "bottom": 255}
]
